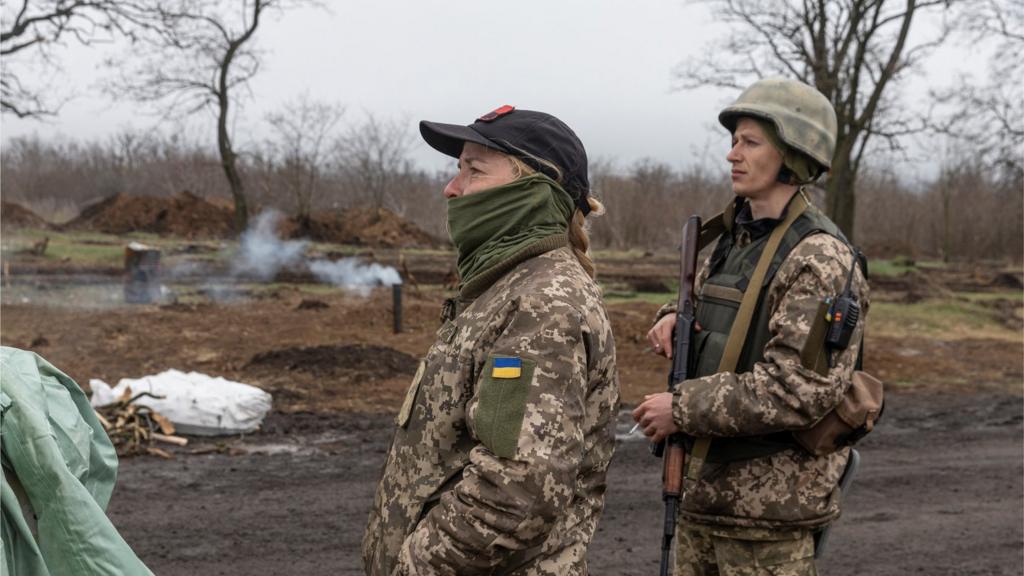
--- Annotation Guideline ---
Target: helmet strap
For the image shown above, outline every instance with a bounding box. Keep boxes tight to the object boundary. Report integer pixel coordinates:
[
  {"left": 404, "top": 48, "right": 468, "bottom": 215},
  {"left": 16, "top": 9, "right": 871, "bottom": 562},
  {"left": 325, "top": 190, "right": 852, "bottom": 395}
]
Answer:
[
  {"left": 777, "top": 164, "right": 822, "bottom": 186},
  {"left": 777, "top": 165, "right": 796, "bottom": 185}
]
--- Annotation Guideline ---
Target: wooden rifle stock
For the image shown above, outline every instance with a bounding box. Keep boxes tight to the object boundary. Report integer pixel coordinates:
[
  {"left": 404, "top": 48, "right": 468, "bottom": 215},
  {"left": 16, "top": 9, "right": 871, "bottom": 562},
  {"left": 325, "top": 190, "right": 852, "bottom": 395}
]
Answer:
[{"left": 656, "top": 215, "right": 701, "bottom": 576}]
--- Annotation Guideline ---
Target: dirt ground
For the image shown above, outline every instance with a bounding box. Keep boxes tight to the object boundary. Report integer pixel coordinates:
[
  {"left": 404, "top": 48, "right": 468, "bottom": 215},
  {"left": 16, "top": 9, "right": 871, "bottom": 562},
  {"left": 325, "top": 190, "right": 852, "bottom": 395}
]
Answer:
[
  {"left": 95, "top": 392, "right": 1022, "bottom": 575},
  {"left": 1, "top": 258, "right": 1022, "bottom": 574},
  {"left": 2, "top": 279, "right": 1020, "bottom": 408}
]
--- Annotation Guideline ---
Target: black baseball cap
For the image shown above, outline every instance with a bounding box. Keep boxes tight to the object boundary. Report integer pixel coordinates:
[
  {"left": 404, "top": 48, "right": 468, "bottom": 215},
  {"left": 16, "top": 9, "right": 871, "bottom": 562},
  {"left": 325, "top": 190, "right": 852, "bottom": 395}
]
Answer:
[{"left": 419, "top": 105, "right": 591, "bottom": 215}]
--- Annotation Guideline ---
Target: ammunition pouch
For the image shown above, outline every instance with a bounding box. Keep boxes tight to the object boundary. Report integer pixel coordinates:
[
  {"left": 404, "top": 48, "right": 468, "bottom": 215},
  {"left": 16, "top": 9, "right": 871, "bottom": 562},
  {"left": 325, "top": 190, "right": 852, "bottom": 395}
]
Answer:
[
  {"left": 793, "top": 371, "right": 884, "bottom": 456},
  {"left": 689, "top": 370, "right": 885, "bottom": 463}
]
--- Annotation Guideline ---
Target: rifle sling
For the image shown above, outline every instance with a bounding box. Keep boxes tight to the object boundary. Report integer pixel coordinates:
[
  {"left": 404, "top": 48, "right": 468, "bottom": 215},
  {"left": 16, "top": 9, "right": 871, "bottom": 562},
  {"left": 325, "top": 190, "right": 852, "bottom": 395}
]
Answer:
[
  {"left": 698, "top": 213, "right": 727, "bottom": 251},
  {"left": 685, "top": 193, "right": 809, "bottom": 482}
]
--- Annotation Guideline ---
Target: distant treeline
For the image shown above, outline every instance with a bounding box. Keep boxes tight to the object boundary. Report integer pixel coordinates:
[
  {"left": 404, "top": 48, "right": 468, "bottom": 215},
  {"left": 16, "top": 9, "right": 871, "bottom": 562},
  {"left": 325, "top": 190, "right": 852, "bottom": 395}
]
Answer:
[{"left": 2, "top": 133, "right": 1021, "bottom": 263}]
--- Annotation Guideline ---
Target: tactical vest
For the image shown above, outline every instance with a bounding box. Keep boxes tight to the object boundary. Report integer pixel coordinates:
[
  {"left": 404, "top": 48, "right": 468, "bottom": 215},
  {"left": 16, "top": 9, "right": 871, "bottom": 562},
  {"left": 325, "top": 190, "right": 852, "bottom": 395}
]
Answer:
[{"left": 691, "top": 198, "right": 847, "bottom": 463}]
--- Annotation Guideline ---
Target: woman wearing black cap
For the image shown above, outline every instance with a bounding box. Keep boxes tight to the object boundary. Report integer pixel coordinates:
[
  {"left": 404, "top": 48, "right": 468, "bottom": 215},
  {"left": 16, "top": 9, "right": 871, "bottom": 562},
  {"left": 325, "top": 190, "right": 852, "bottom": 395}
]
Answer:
[{"left": 362, "top": 106, "right": 619, "bottom": 575}]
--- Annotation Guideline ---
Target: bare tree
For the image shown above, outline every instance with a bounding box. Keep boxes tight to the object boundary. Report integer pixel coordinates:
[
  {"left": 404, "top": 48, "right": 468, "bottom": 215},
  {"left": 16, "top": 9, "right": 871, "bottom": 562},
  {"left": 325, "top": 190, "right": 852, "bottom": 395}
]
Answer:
[
  {"left": 930, "top": 0, "right": 1023, "bottom": 178},
  {"left": 336, "top": 113, "right": 417, "bottom": 210},
  {"left": 0, "top": 0, "right": 151, "bottom": 117},
  {"left": 588, "top": 158, "right": 730, "bottom": 250},
  {"left": 674, "top": 0, "right": 954, "bottom": 241},
  {"left": 265, "top": 94, "right": 345, "bottom": 229},
  {"left": 110, "top": 0, "right": 308, "bottom": 232}
]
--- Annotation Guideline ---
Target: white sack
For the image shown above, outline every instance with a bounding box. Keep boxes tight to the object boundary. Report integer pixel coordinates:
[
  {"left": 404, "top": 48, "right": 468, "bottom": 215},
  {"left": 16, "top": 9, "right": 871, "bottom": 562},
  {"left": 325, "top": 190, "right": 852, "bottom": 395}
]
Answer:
[{"left": 90, "top": 370, "right": 272, "bottom": 436}]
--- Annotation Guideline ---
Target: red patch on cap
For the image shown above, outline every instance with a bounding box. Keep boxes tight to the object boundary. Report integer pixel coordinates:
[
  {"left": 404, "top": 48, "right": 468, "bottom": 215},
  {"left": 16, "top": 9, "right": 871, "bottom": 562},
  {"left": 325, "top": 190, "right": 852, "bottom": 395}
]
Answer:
[{"left": 476, "top": 105, "right": 515, "bottom": 123}]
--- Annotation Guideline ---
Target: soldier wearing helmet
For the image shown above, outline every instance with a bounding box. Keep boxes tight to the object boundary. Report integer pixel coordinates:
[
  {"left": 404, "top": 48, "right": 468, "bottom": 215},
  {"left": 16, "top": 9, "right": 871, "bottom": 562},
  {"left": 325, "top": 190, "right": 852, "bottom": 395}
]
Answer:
[{"left": 633, "top": 78, "right": 870, "bottom": 575}]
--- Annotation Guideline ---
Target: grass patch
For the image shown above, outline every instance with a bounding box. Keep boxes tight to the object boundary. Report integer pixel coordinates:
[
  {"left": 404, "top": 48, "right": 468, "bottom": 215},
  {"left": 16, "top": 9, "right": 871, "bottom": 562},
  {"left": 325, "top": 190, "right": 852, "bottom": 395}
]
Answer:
[
  {"left": 46, "top": 241, "right": 126, "bottom": 266},
  {"left": 2, "top": 229, "right": 232, "bottom": 267},
  {"left": 396, "top": 246, "right": 454, "bottom": 257},
  {"left": 869, "top": 298, "right": 1021, "bottom": 341},
  {"left": 957, "top": 291, "right": 1024, "bottom": 304},
  {"left": 604, "top": 291, "right": 675, "bottom": 306},
  {"left": 306, "top": 243, "right": 367, "bottom": 256},
  {"left": 2, "top": 230, "right": 126, "bottom": 266},
  {"left": 1, "top": 229, "right": 458, "bottom": 268},
  {"left": 594, "top": 249, "right": 650, "bottom": 260},
  {"left": 868, "top": 256, "right": 949, "bottom": 277},
  {"left": 291, "top": 283, "right": 343, "bottom": 295}
]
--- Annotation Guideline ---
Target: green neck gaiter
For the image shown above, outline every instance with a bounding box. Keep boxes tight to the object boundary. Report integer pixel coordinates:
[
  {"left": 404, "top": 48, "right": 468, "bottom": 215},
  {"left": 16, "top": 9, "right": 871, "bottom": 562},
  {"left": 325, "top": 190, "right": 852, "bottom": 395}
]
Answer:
[{"left": 447, "top": 173, "right": 574, "bottom": 292}]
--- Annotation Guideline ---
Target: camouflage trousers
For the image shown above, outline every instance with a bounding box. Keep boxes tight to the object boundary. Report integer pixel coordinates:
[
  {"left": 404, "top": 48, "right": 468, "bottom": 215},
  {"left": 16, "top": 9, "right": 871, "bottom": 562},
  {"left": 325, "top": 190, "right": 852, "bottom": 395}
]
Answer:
[{"left": 674, "top": 524, "right": 816, "bottom": 576}]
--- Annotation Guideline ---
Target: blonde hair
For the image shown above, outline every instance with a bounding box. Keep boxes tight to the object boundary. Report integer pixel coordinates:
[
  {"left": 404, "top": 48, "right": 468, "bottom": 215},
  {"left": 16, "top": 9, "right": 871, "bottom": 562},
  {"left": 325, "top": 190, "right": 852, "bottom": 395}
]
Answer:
[{"left": 508, "top": 156, "right": 605, "bottom": 279}]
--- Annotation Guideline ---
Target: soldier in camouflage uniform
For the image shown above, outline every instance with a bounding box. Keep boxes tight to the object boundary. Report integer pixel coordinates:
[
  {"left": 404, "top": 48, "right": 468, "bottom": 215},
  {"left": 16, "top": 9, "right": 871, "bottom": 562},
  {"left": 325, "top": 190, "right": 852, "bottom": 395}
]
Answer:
[
  {"left": 632, "top": 78, "right": 870, "bottom": 575},
  {"left": 362, "top": 106, "right": 619, "bottom": 576}
]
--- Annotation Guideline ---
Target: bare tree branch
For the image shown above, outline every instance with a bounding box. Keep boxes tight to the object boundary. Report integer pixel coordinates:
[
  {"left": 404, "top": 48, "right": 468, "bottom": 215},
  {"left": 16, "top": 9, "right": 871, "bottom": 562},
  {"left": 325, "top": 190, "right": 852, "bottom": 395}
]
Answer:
[
  {"left": 105, "top": 0, "right": 316, "bottom": 231},
  {"left": 265, "top": 94, "right": 345, "bottom": 226},
  {"left": 335, "top": 113, "right": 417, "bottom": 211},
  {"left": 672, "top": 0, "right": 956, "bottom": 240},
  {"left": 0, "top": 0, "right": 157, "bottom": 116},
  {"left": 927, "top": 0, "right": 1023, "bottom": 179}
]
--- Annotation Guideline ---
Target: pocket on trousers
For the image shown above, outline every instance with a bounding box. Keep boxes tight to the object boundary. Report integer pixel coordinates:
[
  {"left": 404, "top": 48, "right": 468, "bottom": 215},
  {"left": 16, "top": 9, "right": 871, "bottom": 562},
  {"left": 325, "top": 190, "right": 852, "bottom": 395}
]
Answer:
[{"left": 712, "top": 531, "right": 814, "bottom": 569}]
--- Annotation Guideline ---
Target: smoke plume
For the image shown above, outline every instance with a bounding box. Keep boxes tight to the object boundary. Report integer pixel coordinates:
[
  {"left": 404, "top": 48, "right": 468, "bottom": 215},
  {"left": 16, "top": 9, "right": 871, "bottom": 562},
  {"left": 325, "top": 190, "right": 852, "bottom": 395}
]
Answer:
[
  {"left": 232, "top": 211, "right": 308, "bottom": 280},
  {"left": 229, "top": 209, "right": 402, "bottom": 294},
  {"left": 309, "top": 258, "right": 401, "bottom": 296}
]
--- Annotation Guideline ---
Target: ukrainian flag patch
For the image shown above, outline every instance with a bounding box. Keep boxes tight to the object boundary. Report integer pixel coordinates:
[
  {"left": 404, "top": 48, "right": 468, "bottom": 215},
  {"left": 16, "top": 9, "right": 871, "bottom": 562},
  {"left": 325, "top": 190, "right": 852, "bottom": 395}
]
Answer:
[{"left": 491, "top": 356, "right": 522, "bottom": 379}]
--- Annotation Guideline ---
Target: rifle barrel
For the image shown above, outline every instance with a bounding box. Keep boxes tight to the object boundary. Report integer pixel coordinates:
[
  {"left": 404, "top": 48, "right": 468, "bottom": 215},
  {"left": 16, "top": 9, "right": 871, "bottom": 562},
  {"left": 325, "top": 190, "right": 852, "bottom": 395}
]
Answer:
[{"left": 657, "top": 214, "right": 702, "bottom": 576}]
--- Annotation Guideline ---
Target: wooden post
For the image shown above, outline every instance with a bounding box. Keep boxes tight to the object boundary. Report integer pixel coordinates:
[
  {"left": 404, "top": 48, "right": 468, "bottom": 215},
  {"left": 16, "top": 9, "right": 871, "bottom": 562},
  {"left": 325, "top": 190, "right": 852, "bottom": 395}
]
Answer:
[{"left": 392, "top": 283, "right": 402, "bottom": 334}]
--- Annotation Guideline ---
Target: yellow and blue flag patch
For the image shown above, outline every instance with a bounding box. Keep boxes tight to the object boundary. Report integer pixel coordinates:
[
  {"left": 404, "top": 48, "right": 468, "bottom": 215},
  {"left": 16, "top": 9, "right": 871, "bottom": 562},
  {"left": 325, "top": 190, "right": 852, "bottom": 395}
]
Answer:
[{"left": 491, "top": 357, "right": 522, "bottom": 379}]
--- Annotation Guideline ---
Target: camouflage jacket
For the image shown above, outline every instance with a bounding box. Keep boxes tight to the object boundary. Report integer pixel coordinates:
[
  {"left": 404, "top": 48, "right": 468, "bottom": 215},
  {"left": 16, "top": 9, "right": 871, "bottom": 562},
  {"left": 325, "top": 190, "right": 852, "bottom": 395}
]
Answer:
[
  {"left": 672, "top": 229, "right": 869, "bottom": 530},
  {"left": 363, "top": 247, "right": 619, "bottom": 575}
]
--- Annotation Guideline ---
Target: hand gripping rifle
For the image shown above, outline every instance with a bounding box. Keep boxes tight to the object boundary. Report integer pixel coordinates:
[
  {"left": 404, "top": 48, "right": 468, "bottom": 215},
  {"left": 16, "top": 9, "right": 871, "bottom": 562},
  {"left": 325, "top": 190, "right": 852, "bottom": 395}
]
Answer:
[{"left": 652, "top": 215, "right": 701, "bottom": 576}]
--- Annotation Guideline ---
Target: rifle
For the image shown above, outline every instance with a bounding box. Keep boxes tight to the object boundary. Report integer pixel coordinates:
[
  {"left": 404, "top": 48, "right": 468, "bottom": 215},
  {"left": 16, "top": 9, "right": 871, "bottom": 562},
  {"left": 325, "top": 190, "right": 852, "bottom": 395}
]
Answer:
[{"left": 652, "top": 215, "right": 701, "bottom": 576}]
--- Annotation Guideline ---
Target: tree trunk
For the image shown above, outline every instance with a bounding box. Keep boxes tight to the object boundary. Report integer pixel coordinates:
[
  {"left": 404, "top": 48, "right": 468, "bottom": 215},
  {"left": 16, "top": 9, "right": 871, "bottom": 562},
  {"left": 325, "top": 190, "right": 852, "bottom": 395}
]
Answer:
[
  {"left": 825, "top": 139, "right": 857, "bottom": 243},
  {"left": 215, "top": 3, "right": 263, "bottom": 236},
  {"left": 941, "top": 185, "right": 952, "bottom": 263},
  {"left": 218, "top": 101, "right": 247, "bottom": 233}
]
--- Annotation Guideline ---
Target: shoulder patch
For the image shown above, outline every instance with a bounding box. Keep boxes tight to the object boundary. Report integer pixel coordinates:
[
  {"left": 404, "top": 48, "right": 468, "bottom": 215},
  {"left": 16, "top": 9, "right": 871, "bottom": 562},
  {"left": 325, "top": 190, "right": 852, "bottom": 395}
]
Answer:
[
  {"left": 475, "top": 355, "right": 536, "bottom": 459},
  {"left": 491, "top": 356, "right": 522, "bottom": 379}
]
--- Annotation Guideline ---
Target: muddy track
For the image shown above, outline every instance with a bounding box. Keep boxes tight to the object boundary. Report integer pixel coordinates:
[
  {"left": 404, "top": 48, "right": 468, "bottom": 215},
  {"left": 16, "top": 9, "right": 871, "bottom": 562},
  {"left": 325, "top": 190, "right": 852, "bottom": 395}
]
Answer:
[{"left": 105, "top": 392, "right": 1023, "bottom": 575}]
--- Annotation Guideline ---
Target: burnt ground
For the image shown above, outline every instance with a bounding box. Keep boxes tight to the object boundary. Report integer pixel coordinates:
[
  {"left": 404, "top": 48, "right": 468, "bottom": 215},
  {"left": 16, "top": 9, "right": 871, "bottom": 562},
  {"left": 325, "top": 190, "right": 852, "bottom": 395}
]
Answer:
[
  {"left": 100, "top": 392, "right": 1023, "bottom": 575},
  {"left": 248, "top": 343, "right": 419, "bottom": 380},
  {"left": 0, "top": 263, "right": 1021, "bottom": 574}
]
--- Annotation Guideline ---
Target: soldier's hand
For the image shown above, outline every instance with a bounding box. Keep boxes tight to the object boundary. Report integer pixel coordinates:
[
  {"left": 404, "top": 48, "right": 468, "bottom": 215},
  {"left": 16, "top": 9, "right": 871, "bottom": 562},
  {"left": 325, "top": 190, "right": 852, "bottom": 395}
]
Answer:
[
  {"left": 647, "top": 316, "right": 701, "bottom": 358},
  {"left": 631, "top": 392, "right": 678, "bottom": 443},
  {"left": 647, "top": 314, "right": 675, "bottom": 358}
]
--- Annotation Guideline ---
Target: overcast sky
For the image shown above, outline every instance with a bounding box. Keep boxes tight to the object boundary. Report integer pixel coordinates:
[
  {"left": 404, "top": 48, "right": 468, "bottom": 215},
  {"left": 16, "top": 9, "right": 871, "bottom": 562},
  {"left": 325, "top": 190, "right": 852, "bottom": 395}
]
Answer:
[{"left": 1, "top": 0, "right": 982, "bottom": 180}]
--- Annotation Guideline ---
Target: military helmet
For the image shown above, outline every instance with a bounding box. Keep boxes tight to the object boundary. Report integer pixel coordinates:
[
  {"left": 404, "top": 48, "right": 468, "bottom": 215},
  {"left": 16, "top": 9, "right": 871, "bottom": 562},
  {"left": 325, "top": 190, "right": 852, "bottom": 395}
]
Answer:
[{"left": 719, "top": 78, "right": 838, "bottom": 170}]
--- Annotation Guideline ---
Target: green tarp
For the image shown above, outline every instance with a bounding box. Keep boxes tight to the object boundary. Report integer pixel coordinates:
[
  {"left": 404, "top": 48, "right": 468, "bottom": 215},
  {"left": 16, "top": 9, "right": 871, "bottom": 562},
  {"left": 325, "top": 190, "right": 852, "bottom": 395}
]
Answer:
[{"left": 0, "top": 346, "right": 152, "bottom": 576}]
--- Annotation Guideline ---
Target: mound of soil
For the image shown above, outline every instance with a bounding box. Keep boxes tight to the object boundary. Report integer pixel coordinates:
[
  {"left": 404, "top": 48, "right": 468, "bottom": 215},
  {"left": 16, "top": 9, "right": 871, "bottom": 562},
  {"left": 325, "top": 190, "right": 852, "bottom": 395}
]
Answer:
[
  {"left": 2, "top": 201, "right": 50, "bottom": 229},
  {"left": 67, "top": 191, "right": 234, "bottom": 238},
  {"left": 871, "top": 269, "right": 955, "bottom": 303},
  {"left": 248, "top": 344, "right": 418, "bottom": 379},
  {"left": 295, "top": 298, "right": 330, "bottom": 311},
  {"left": 990, "top": 271, "right": 1024, "bottom": 290},
  {"left": 976, "top": 298, "right": 1024, "bottom": 331},
  {"left": 294, "top": 207, "right": 437, "bottom": 248}
]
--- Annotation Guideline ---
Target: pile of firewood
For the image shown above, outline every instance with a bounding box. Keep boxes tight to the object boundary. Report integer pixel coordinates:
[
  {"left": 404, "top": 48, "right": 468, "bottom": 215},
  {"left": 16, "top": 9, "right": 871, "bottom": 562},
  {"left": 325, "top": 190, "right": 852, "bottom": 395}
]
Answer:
[{"left": 94, "top": 388, "right": 188, "bottom": 458}]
